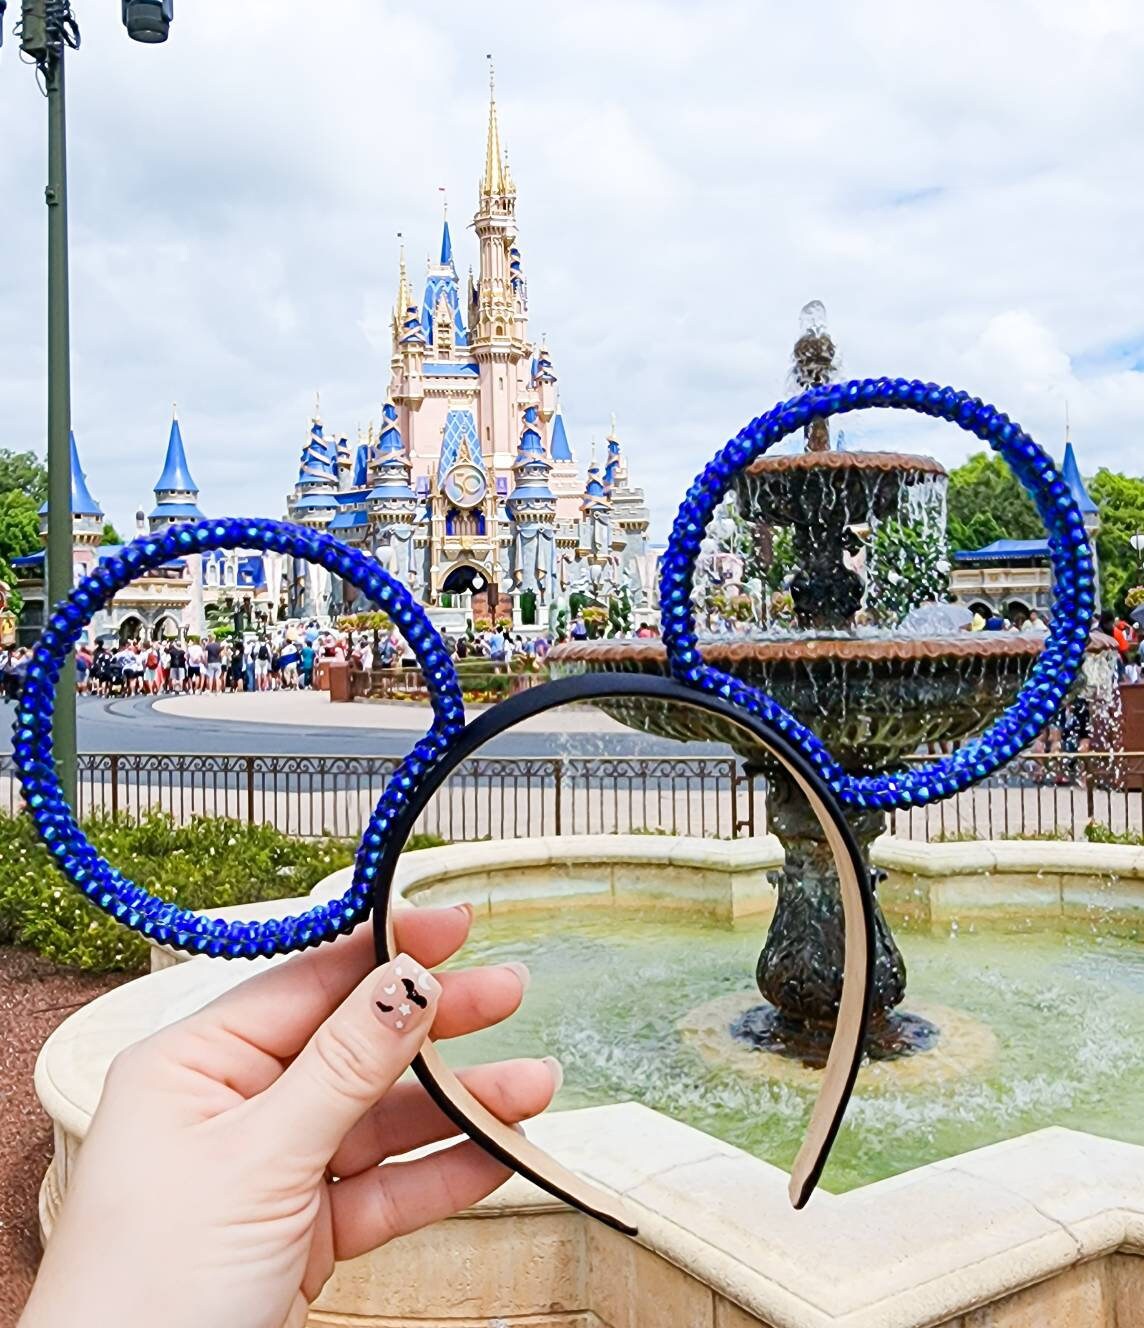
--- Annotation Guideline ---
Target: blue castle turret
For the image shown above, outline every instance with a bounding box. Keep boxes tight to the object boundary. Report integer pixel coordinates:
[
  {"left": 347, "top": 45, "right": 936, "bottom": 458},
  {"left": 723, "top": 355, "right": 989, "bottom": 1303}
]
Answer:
[
  {"left": 1061, "top": 435, "right": 1101, "bottom": 611},
  {"left": 150, "top": 411, "right": 205, "bottom": 530},
  {"left": 288, "top": 406, "right": 340, "bottom": 529},
  {"left": 365, "top": 400, "right": 419, "bottom": 587},
  {"left": 38, "top": 431, "right": 104, "bottom": 546},
  {"left": 506, "top": 405, "right": 557, "bottom": 601}
]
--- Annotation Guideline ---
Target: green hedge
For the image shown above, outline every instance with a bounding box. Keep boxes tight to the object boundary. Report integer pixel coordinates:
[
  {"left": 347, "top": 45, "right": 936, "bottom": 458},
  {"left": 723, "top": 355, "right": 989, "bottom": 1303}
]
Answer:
[{"left": 0, "top": 812, "right": 444, "bottom": 974}]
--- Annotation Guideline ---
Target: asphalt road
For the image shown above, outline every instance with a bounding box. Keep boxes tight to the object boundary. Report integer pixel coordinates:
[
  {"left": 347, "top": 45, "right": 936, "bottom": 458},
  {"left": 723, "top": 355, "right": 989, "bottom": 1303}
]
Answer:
[{"left": 2, "top": 694, "right": 716, "bottom": 759}]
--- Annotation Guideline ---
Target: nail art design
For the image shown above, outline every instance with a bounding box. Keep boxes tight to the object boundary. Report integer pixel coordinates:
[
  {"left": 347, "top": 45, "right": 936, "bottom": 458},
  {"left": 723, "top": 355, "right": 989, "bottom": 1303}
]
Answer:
[{"left": 374, "top": 954, "right": 440, "bottom": 1032}]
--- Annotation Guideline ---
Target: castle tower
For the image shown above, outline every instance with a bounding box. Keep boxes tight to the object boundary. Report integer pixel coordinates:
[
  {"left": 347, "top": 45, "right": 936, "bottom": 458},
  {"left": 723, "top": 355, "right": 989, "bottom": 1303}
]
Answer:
[
  {"left": 602, "top": 417, "right": 652, "bottom": 607},
  {"left": 287, "top": 406, "right": 340, "bottom": 531},
  {"left": 149, "top": 410, "right": 205, "bottom": 531},
  {"left": 367, "top": 400, "right": 421, "bottom": 592},
  {"left": 391, "top": 244, "right": 428, "bottom": 428},
  {"left": 1061, "top": 436, "right": 1101, "bottom": 613},
  {"left": 470, "top": 62, "right": 530, "bottom": 476},
  {"left": 547, "top": 397, "right": 581, "bottom": 521},
  {"left": 506, "top": 404, "right": 557, "bottom": 612},
  {"left": 39, "top": 431, "right": 104, "bottom": 550}
]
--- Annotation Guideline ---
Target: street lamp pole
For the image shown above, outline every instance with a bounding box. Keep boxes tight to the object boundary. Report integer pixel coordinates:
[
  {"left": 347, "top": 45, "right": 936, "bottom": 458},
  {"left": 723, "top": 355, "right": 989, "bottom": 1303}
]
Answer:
[
  {"left": 4, "top": 0, "right": 173, "bottom": 805},
  {"left": 45, "top": 40, "right": 77, "bottom": 804}
]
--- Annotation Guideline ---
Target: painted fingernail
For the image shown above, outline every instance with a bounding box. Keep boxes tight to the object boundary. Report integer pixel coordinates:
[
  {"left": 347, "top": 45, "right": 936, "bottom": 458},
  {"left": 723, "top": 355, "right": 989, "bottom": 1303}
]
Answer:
[
  {"left": 542, "top": 1055, "right": 564, "bottom": 1094},
  {"left": 373, "top": 953, "right": 441, "bottom": 1034},
  {"left": 502, "top": 960, "right": 531, "bottom": 991}
]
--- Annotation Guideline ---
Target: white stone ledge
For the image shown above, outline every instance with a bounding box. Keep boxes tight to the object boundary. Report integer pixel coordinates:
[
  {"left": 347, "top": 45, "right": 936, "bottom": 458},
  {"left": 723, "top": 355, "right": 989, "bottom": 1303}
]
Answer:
[
  {"left": 34, "top": 946, "right": 1144, "bottom": 1328},
  {"left": 873, "top": 835, "right": 1144, "bottom": 880}
]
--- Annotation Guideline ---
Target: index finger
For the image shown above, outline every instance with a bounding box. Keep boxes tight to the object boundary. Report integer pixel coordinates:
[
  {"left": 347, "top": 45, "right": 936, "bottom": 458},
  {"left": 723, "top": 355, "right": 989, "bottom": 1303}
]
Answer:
[{"left": 180, "top": 902, "right": 474, "bottom": 1061}]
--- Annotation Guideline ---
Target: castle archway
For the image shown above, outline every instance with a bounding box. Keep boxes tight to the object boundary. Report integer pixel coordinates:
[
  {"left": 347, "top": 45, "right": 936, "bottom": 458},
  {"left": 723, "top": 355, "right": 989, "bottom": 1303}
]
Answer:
[
  {"left": 440, "top": 563, "right": 498, "bottom": 623},
  {"left": 118, "top": 615, "right": 145, "bottom": 645}
]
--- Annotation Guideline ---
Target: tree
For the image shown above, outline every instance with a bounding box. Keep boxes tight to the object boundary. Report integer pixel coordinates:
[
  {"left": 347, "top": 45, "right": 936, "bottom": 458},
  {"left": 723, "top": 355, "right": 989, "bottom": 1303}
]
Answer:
[
  {"left": 864, "top": 519, "right": 951, "bottom": 627},
  {"left": 946, "top": 452, "right": 1042, "bottom": 553},
  {"left": 101, "top": 521, "right": 122, "bottom": 546},
  {"left": 0, "top": 490, "right": 42, "bottom": 618},
  {"left": 1088, "top": 469, "right": 1144, "bottom": 613},
  {"left": 0, "top": 449, "right": 48, "bottom": 505}
]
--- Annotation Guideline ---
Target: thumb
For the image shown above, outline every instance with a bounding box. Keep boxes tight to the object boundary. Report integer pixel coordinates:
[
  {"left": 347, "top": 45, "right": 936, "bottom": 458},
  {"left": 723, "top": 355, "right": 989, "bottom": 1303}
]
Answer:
[{"left": 254, "top": 952, "right": 441, "bottom": 1170}]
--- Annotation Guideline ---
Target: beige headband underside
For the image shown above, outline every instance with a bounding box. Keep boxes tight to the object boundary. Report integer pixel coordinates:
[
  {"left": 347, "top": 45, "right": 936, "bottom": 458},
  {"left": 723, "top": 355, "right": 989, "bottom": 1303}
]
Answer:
[{"left": 386, "top": 735, "right": 871, "bottom": 1233}]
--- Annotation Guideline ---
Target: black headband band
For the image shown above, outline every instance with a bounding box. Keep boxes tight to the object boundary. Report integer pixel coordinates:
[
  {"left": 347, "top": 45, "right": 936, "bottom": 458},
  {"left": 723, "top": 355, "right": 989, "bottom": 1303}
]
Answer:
[{"left": 371, "top": 674, "right": 875, "bottom": 1235}]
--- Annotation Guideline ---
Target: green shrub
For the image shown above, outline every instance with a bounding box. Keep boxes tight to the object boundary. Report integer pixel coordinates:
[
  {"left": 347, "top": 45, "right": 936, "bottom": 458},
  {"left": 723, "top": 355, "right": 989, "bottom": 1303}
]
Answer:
[
  {"left": 0, "top": 812, "right": 447, "bottom": 974},
  {"left": 1085, "top": 822, "right": 1144, "bottom": 847}
]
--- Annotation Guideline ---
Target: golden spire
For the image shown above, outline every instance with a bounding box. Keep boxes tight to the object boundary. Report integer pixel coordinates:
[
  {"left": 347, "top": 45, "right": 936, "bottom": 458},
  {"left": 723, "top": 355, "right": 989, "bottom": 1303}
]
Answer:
[
  {"left": 482, "top": 55, "right": 505, "bottom": 197},
  {"left": 393, "top": 236, "right": 412, "bottom": 334}
]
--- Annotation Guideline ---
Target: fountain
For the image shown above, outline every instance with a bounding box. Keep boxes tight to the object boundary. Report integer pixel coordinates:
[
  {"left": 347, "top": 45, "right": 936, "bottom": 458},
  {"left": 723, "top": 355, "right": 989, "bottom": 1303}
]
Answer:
[{"left": 549, "top": 303, "right": 1107, "bottom": 1064}]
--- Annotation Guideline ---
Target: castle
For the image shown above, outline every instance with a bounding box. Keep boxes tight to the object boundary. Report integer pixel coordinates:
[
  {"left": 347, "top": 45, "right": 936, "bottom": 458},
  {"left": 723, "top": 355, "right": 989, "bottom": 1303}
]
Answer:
[
  {"left": 14, "top": 69, "right": 650, "bottom": 644},
  {"left": 284, "top": 69, "right": 651, "bottom": 628}
]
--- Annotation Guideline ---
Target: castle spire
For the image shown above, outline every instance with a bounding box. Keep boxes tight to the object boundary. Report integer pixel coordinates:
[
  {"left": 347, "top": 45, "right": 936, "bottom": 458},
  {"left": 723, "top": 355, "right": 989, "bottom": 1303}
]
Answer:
[
  {"left": 393, "top": 239, "right": 412, "bottom": 330},
  {"left": 438, "top": 191, "right": 454, "bottom": 267},
  {"left": 482, "top": 56, "right": 505, "bottom": 199},
  {"left": 150, "top": 412, "right": 205, "bottom": 528}
]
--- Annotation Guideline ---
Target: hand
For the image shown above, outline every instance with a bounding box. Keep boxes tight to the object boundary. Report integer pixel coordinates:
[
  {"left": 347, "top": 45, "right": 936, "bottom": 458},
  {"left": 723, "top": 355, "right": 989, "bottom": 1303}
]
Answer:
[{"left": 21, "top": 904, "right": 557, "bottom": 1328}]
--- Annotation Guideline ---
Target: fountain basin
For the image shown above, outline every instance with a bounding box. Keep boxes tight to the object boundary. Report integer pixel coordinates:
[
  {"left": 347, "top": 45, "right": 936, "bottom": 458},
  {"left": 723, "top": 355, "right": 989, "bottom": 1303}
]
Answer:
[
  {"left": 34, "top": 836, "right": 1144, "bottom": 1327},
  {"left": 548, "top": 635, "right": 1045, "bottom": 767}
]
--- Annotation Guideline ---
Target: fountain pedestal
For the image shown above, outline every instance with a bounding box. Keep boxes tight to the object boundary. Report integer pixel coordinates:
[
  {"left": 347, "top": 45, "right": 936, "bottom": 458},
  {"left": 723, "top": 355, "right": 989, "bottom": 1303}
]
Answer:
[{"left": 731, "top": 762, "right": 938, "bottom": 1066}]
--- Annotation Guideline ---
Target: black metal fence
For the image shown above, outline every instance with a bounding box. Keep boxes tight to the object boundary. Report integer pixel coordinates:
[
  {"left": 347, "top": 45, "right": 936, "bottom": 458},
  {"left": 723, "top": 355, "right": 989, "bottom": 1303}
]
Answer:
[
  {"left": 0, "top": 751, "right": 1140, "bottom": 843},
  {"left": 0, "top": 753, "right": 752, "bottom": 842}
]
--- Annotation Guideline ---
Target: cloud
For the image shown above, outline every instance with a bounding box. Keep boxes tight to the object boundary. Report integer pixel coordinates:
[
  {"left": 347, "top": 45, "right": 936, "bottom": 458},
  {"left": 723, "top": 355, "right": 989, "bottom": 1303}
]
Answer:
[{"left": 1, "top": 0, "right": 1143, "bottom": 540}]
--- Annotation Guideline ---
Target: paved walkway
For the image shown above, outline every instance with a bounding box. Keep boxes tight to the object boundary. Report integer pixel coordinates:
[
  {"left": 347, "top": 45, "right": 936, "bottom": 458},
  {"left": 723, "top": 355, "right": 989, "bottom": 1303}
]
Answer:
[{"left": 153, "top": 690, "right": 630, "bottom": 735}]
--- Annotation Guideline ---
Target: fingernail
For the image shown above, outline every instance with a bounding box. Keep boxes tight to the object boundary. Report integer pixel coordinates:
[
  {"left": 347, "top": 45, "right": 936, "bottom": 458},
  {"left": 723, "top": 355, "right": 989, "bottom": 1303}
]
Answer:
[
  {"left": 502, "top": 960, "right": 531, "bottom": 991},
  {"left": 373, "top": 953, "right": 440, "bottom": 1034},
  {"left": 542, "top": 1055, "right": 564, "bottom": 1094},
  {"left": 454, "top": 902, "right": 475, "bottom": 922}
]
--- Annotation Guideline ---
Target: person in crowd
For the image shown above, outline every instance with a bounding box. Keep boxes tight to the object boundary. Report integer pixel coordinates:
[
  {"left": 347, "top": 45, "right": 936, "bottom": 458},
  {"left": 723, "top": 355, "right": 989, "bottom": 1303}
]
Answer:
[
  {"left": 228, "top": 639, "right": 247, "bottom": 693},
  {"left": 167, "top": 639, "right": 187, "bottom": 694},
  {"left": 186, "top": 636, "right": 204, "bottom": 693},
  {"left": 142, "top": 641, "right": 162, "bottom": 695},
  {"left": 117, "top": 641, "right": 143, "bottom": 696},
  {"left": 299, "top": 639, "right": 316, "bottom": 690},
  {"left": 1025, "top": 610, "right": 1048, "bottom": 634},
  {"left": 1113, "top": 615, "right": 1138, "bottom": 677},
  {"left": 2, "top": 646, "right": 28, "bottom": 702},
  {"left": 89, "top": 642, "right": 111, "bottom": 697},
  {"left": 487, "top": 625, "right": 507, "bottom": 670},
  {"left": 279, "top": 638, "right": 299, "bottom": 689},
  {"left": 570, "top": 613, "right": 588, "bottom": 640},
  {"left": 74, "top": 642, "right": 92, "bottom": 694},
  {"left": 203, "top": 635, "right": 224, "bottom": 693}
]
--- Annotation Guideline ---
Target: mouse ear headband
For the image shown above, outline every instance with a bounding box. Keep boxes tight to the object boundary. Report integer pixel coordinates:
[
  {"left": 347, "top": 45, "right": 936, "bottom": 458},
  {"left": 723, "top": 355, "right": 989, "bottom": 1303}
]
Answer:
[{"left": 367, "top": 675, "right": 875, "bottom": 1234}]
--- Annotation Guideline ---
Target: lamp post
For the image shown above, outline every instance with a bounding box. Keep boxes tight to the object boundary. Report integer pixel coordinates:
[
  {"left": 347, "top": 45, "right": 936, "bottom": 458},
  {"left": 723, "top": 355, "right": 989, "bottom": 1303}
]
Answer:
[
  {"left": 1131, "top": 533, "right": 1144, "bottom": 583},
  {"left": 4, "top": 0, "right": 172, "bottom": 803}
]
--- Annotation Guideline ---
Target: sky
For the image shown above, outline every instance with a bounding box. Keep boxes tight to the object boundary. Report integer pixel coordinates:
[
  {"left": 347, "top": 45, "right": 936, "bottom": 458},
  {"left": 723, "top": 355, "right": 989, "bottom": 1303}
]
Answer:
[{"left": 2, "top": 0, "right": 1143, "bottom": 541}]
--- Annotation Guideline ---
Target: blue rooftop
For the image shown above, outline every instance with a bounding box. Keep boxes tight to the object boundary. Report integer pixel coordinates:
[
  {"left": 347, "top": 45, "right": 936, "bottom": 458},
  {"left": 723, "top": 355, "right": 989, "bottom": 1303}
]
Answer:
[
  {"left": 39, "top": 432, "right": 103, "bottom": 518},
  {"left": 422, "top": 362, "right": 480, "bottom": 376},
  {"left": 329, "top": 510, "right": 369, "bottom": 530},
  {"left": 1061, "top": 441, "right": 1098, "bottom": 516},
  {"left": 149, "top": 501, "right": 206, "bottom": 521},
  {"left": 550, "top": 410, "right": 573, "bottom": 462},
  {"left": 954, "top": 539, "right": 1051, "bottom": 562},
  {"left": 155, "top": 416, "right": 198, "bottom": 494},
  {"left": 292, "top": 492, "right": 339, "bottom": 510}
]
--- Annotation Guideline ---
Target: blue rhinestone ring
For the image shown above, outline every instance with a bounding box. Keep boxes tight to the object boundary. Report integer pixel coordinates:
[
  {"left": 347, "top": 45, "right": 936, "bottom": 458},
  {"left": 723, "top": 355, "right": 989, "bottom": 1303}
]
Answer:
[
  {"left": 12, "top": 518, "right": 464, "bottom": 957},
  {"left": 659, "top": 378, "right": 1096, "bottom": 811}
]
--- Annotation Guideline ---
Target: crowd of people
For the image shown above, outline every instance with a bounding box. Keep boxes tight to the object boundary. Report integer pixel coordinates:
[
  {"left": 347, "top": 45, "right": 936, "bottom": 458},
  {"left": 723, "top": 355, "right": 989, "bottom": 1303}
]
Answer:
[{"left": 2, "top": 605, "right": 1138, "bottom": 700}]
